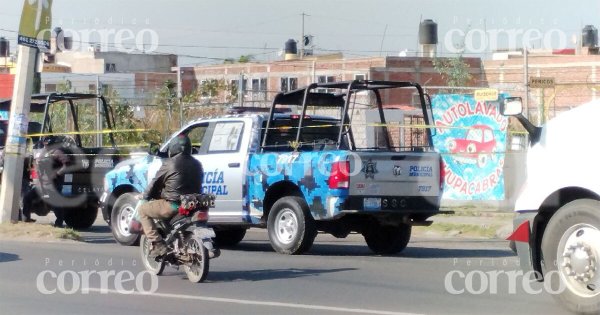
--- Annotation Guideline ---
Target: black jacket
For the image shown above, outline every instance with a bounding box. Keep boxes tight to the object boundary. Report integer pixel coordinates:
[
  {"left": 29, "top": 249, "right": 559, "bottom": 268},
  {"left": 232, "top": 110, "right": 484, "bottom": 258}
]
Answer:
[{"left": 143, "top": 154, "right": 204, "bottom": 202}]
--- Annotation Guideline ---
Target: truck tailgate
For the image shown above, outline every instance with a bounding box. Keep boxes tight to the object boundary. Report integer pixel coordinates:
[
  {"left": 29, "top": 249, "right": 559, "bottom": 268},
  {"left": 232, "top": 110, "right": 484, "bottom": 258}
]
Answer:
[{"left": 347, "top": 152, "right": 441, "bottom": 211}]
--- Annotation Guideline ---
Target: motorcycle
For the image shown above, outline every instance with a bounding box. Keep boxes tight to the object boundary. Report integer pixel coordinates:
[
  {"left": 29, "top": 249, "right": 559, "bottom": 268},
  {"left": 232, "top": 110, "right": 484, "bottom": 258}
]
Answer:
[{"left": 139, "top": 193, "right": 220, "bottom": 283}]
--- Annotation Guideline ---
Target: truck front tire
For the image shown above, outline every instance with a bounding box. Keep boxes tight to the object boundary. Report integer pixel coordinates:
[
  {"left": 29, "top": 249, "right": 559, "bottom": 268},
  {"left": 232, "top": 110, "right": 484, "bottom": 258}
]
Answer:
[
  {"left": 64, "top": 206, "right": 98, "bottom": 230},
  {"left": 363, "top": 222, "right": 411, "bottom": 255},
  {"left": 111, "top": 193, "right": 141, "bottom": 246},
  {"left": 267, "top": 196, "right": 317, "bottom": 255},
  {"left": 541, "top": 199, "right": 600, "bottom": 315}
]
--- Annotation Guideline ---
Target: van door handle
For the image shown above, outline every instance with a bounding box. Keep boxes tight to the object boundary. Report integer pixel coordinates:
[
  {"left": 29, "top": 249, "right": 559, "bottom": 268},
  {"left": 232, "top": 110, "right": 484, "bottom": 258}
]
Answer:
[{"left": 228, "top": 162, "right": 240, "bottom": 168}]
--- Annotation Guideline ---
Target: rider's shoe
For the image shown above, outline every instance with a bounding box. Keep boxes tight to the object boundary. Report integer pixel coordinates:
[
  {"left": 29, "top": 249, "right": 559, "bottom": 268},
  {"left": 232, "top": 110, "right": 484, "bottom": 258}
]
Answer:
[{"left": 150, "top": 241, "right": 168, "bottom": 258}]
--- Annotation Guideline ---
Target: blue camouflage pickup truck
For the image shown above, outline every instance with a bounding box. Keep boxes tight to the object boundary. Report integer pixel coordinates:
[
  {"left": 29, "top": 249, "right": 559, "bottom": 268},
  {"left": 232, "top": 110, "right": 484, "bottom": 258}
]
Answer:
[{"left": 102, "top": 80, "right": 444, "bottom": 255}]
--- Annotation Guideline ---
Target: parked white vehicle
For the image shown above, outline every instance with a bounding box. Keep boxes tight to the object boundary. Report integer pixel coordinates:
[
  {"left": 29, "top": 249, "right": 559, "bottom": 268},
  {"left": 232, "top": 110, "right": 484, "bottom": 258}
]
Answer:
[{"left": 504, "top": 97, "right": 600, "bottom": 314}]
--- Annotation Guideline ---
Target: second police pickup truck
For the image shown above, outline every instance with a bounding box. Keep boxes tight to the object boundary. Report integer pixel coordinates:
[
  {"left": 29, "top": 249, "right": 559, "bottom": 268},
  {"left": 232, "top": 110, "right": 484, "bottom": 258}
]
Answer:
[{"left": 101, "top": 80, "right": 445, "bottom": 255}]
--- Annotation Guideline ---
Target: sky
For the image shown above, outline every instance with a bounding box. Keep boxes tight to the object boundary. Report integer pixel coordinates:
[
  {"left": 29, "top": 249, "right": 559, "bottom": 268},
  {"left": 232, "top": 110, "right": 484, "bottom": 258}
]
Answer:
[{"left": 1, "top": 0, "right": 599, "bottom": 66}]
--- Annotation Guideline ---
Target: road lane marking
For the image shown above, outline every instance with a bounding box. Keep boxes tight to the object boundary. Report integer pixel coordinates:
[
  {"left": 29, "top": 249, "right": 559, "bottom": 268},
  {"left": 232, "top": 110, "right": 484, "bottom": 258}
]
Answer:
[{"left": 87, "top": 288, "right": 424, "bottom": 315}]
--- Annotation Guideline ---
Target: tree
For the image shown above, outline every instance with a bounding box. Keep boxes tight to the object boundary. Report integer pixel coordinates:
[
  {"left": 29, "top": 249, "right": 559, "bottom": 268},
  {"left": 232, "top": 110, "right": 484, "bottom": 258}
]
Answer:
[
  {"left": 238, "top": 55, "right": 253, "bottom": 63},
  {"left": 103, "top": 88, "right": 147, "bottom": 147},
  {"left": 433, "top": 27, "right": 473, "bottom": 91},
  {"left": 433, "top": 56, "right": 472, "bottom": 89},
  {"left": 199, "top": 78, "right": 238, "bottom": 104}
]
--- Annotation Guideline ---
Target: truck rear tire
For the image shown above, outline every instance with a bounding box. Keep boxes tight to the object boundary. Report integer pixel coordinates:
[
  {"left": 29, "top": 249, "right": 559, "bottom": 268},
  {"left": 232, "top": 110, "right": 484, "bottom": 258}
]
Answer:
[
  {"left": 111, "top": 193, "right": 141, "bottom": 246},
  {"left": 363, "top": 222, "right": 411, "bottom": 255},
  {"left": 214, "top": 228, "right": 247, "bottom": 247},
  {"left": 267, "top": 196, "right": 317, "bottom": 255},
  {"left": 64, "top": 206, "right": 98, "bottom": 230},
  {"left": 541, "top": 199, "right": 600, "bottom": 315}
]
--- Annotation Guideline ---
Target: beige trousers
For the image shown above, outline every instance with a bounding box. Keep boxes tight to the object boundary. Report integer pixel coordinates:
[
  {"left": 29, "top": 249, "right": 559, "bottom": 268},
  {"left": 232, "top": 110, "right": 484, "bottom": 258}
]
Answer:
[{"left": 139, "top": 199, "right": 176, "bottom": 242}]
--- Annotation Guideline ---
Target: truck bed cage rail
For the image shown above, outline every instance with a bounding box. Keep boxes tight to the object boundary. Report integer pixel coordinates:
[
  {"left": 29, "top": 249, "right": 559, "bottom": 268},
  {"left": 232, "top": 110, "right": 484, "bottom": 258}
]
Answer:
[
  {"left": 261, "top": 80, "right": 433, "bottom": 152},
  {"left": 0, "top": 93, "right": 116, "bottom": 148}
]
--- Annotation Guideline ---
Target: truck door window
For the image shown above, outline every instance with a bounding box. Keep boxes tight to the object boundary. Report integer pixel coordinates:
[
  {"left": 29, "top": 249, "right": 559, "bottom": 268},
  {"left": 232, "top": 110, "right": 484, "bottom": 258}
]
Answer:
[
  {"left": 207, "top": 121, "right": 244, "bottom": 153},
  {"left": 184, "top": 123, "right": 209, "bottom": 154}
]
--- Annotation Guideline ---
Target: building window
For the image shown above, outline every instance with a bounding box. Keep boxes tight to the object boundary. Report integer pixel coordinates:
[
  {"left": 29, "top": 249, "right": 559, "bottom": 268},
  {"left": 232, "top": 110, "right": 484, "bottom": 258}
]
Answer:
[
  {"left": 354, "top": 74, "right": 367, "bottom": 81},
  {"left": 280, "top": 77, "right": 297, "bottom": 92},
  {"left": 317, "top": 75, "right": 336, "bottom": 93},
  {"left": 45, "top": 84, "right": 57, "bottom": 93},
  {"left": 230, "top": 79, "right": 248, "bottom": 96},
  {"left": 251, "top": 78, "right": 268, "bottom": 100},
  {"left": 105, "top": 63, "right": 116, "bottom": 73}
]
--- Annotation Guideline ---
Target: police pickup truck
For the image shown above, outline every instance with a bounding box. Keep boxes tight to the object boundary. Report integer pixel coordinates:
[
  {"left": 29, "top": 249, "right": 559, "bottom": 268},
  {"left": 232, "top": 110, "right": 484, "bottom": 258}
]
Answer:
[
  {"left": 0, "top": 93, "right": 121, "bottom": 229},
  {"left": 103, "top": 80, "right": 444, "bottom": 255},
  {"left": 504, "top": 98, "right": 600, "bottom": 314}
]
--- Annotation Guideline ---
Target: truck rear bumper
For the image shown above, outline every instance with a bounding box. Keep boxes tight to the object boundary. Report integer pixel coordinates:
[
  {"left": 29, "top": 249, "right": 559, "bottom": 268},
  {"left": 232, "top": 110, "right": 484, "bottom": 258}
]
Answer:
[{"left": 341, "top": 195, "right": 441, "bottom": 213}]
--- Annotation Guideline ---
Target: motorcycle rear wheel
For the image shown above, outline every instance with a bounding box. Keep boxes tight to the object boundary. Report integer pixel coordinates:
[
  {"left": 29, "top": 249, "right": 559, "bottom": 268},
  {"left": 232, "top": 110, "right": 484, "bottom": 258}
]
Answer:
[
  {"left": 140, "top": 235, "right": 165, "bottom": 275},
  {"left": 183, "top": 236, "right": 209, "bottom": 283}
]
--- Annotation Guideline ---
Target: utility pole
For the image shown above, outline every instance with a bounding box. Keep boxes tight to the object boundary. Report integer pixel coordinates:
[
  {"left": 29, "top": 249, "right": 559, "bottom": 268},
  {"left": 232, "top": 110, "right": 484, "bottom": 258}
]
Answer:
[
  {"left": 300, "top": 12, "right": 309, "bottom": 59},
  {"left": 0, "top": 46, "right": 36, "bottom": 223},
  {"left": 1, "top": 0, "right": 53, "bottom": 224},
  {"left": 177, "top": 66, "right": 183, "bottom": 127},
  {"left": 96, "top": 75, "right": 103, "bottom": 147}
]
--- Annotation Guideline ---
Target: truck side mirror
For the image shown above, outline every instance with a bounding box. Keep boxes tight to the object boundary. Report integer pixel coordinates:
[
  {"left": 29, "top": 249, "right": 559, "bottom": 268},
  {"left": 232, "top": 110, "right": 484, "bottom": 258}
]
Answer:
[{"left": 501, "top": 97, "right": 523, "bottom": 116}]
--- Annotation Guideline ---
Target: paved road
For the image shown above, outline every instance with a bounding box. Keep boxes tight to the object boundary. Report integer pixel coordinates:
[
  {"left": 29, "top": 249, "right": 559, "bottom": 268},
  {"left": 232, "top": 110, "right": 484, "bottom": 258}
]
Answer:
[{"left": 0, "top": 224, "right": 570, "bottom": 315}]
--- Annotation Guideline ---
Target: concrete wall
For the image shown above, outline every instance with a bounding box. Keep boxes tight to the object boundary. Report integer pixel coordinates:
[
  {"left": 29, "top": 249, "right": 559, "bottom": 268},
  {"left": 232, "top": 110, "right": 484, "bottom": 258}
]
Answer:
[
  {"left": 41, "top": 73, "right": 137, "bottom": 99},
  {"left": 53, "top": 51, "right": 177, "bottom": 74}
]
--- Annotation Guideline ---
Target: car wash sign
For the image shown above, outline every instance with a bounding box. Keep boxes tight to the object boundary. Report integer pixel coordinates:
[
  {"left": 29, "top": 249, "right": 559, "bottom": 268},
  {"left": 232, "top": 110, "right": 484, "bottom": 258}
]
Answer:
[{"left": 431, "top": 94, "right": 508, "bottom": 200}]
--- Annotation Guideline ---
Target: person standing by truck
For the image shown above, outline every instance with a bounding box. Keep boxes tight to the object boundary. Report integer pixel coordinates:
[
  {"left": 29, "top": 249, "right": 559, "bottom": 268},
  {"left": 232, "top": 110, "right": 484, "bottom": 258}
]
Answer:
[{"left": 22, "top": 136, "right": 69, "bottom": 227}]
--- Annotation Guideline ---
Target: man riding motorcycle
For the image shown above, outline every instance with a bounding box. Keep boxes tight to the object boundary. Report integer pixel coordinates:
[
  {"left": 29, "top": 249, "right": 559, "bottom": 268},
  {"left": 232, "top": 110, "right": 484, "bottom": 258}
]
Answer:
[{"left": 138, "top": 134, "right": 204, "bottom": 257}]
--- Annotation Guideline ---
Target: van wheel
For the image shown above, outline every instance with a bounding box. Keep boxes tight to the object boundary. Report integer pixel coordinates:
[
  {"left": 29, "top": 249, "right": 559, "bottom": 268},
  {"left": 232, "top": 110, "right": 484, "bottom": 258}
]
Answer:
[
  {"left": 64, "top": 206, "right": 98, "bottom": 230},
  {"left": 267, "top": 196, "right": 317, "bottom": 255},
  {"left": 541, "top": 199, "right": 600, "bottom": 315},
  {"left": 363, "top": 222, "right": 411, "bottom": 255},
  {"left": 111, "top": 193, "right": 141, "bottom": 246}
]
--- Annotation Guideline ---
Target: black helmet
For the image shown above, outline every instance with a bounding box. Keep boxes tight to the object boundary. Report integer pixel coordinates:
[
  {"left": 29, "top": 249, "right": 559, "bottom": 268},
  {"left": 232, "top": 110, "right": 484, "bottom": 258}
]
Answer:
[{"left": 169, "top": 134, "right": 192, "bottom": 157}]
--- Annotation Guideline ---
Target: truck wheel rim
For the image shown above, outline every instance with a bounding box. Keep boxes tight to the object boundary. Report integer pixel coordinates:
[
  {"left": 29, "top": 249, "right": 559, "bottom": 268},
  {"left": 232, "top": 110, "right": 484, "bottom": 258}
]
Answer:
[
  {"left": 274, "top": 208, "right": 298, "bottom": 245},
  {"left": 557, "top": 224, "right": 600, "bottom": 298},
  {"left": 117, "top": 205, "right": 134, "bottom": 237}
]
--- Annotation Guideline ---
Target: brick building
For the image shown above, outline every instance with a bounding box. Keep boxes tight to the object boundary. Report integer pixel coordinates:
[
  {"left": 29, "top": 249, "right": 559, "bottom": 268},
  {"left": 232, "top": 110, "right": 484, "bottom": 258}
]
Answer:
[
  {"left": 483, "top": 50, "right": 600, "bottom": 122},
  {"left": 192, "top": 55, "right": 485, "bottom": 107}
]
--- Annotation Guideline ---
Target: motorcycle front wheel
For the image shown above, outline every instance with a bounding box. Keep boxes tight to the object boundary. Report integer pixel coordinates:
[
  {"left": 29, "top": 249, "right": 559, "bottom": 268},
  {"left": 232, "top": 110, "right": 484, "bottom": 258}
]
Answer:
[
  {"left": 183, "top": 236, "right": 209, "bottom": 283},
  {"left": 140, "top": 235, "right": 165, "bottom": 275}
]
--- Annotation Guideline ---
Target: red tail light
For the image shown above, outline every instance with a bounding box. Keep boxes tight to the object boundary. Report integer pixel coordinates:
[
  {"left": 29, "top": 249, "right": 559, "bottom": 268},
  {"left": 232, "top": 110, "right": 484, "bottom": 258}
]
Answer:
[
  {"left": 328, "top": 161, "right": 350, "bottom": 189},
  {"left": 439, "top": 158, "right": 446, "bottom": 190},
  {"left": 30, "top": 166, "right": 37, "bottom": 180},
  {"left": 193, "top": 210, "right": 209, "bottom": 223}
]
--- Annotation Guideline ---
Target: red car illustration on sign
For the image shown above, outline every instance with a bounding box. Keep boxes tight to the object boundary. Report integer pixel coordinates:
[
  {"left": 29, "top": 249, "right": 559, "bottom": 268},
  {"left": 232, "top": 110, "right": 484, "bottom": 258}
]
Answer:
[{"left": 446, "top": 124, "right": 496, "bottom": 167}]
